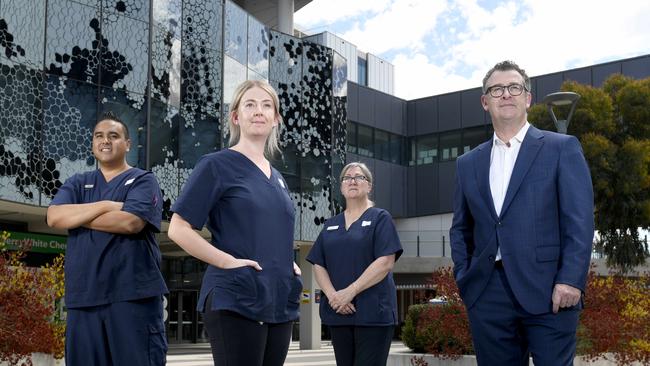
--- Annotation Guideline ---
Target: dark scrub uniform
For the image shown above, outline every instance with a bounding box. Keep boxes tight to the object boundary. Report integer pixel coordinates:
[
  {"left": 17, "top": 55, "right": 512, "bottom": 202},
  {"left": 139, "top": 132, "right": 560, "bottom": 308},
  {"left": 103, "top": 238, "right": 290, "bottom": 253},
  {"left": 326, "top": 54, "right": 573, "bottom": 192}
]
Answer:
[
  {"left": 171, "top": 149, "right": 301, "bottom": 365},
  {"left": 51, "top": 168, "right": 168, "bottom": 366},
  {"left": 306, "top": 207, "right": 403, "bottom": 366}
]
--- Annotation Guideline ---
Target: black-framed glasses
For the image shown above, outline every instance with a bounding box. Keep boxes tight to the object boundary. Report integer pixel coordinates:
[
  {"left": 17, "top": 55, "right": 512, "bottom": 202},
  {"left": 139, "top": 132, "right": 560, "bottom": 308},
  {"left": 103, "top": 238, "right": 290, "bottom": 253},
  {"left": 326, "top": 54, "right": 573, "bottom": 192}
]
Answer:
[
  {"left": 485, "top": 83, "right": 527, "bottom": 98},
  {"left": 341, "top": 175, "right": 368, "bottom": 183}
]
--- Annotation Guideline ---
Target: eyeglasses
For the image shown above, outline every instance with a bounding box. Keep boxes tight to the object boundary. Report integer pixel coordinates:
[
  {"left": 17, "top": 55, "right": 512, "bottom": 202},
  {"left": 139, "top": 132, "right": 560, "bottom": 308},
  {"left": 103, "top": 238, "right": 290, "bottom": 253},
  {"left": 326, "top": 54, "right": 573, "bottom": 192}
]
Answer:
[
  {"left": 485, "top": 83, "right": 527, "bottom": 98},
  {"left": 341, "top": 175, "right": 368, "bottom": 183}
]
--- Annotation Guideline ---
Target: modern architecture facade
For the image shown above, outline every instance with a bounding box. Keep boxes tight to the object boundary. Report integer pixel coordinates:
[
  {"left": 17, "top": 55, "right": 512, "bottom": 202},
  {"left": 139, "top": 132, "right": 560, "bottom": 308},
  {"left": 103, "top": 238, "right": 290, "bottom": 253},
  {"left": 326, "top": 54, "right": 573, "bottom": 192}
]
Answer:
[{"left": 2, "top": 0, "right": 650, "bottom": 346}]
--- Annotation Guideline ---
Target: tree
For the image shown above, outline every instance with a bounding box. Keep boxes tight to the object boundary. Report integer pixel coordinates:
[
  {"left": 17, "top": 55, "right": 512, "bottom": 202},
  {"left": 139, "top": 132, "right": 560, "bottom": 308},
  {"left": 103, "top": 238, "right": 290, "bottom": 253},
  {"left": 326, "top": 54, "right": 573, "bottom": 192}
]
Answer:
[{"left": 528, "top": 75, "right": 650, "bottom": 272}]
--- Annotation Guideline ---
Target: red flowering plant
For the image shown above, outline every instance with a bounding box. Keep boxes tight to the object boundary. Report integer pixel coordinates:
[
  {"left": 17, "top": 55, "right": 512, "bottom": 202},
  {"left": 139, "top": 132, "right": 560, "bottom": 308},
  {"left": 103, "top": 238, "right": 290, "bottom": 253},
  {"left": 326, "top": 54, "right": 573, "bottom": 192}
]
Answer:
[
  {"left": 403, "top": 266, "right": 650, "bottom": 365},
  {"left": 578, "top": 269, "right": 650, "bottom": 365},
  {"left": 0, "top": 231, "right": 65, "bottom": 366},
  {"left": 401, "top": 267, "right": 473, "bottom": 360}
]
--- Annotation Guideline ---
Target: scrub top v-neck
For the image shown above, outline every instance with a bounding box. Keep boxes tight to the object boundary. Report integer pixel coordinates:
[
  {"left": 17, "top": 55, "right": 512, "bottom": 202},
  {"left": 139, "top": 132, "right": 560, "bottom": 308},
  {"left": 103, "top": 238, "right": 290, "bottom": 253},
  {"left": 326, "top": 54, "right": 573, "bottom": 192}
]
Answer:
[
  {"left": 307, "top": 207, "right": 403, "bottom": 326},
  {"left": 172, "top": 149, "right": 301, "bottom": 323},
  {"left": 51, "top": 168, "right": 168, "bottom": 308}
]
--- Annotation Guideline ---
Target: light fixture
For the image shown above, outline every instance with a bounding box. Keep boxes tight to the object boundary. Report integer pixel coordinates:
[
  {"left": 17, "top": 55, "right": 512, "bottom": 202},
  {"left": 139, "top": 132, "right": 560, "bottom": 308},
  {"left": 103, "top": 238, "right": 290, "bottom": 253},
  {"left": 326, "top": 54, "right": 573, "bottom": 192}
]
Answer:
[{"left": 542, "top": 92, "right": 581, "bottom": 134}]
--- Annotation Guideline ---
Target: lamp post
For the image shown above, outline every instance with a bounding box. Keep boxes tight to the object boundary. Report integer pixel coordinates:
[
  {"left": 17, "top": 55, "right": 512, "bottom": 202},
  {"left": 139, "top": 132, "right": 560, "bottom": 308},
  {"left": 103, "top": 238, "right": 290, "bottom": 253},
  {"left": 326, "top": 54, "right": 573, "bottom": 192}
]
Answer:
[{"left": 542, "top": 92, "right": 581, "bottom": 134}]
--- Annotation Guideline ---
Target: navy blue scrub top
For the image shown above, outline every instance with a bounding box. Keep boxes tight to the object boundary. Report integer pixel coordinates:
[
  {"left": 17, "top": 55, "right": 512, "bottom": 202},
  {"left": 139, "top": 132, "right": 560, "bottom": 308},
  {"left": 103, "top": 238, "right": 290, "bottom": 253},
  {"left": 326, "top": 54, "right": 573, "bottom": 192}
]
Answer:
[
  {"left": 50, "top": 168, "right": 168, "bottom": 309},
  {"left": 171, "top": 149, "right": 301, "bottom": 324},
  {"left": 306, "top": 207, "right": 403, "bottom": 326}
]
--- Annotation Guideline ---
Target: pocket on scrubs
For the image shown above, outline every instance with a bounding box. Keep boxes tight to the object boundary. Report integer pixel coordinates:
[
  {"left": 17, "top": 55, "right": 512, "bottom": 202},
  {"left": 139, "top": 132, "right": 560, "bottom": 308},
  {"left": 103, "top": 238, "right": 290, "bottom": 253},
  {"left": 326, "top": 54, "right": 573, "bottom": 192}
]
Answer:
[
  {"left": 147, "top": 322, "right": 167, "bottom": 366},
  {"left": 230, "top": 266, "right": 258, "bottom": 306},
  {"left": 287, "top": 275, "right": 303, "bottom": 310}
]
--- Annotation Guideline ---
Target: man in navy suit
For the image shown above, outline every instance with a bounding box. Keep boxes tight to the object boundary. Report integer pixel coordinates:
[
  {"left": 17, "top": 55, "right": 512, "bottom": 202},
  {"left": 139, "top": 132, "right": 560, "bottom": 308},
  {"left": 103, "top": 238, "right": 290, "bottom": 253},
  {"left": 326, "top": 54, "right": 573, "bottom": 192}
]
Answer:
[{"left": 450, "top": 60, "right": 594, "bottom": 366}]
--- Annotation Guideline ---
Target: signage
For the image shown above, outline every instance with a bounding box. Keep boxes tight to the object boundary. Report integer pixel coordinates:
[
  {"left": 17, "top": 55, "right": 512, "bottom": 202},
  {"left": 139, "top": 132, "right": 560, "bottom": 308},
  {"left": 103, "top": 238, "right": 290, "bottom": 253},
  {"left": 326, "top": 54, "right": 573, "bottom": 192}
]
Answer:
[{"left": 3, "top": 231, "right": 67, "bottom": 254}]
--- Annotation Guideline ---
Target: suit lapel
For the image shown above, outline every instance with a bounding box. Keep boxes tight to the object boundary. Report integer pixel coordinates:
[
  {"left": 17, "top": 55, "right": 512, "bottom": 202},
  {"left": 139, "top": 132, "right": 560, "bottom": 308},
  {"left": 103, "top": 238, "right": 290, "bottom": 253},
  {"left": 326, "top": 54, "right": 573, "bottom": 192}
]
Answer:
[
  {"left": 499, "top": 126, "right": 544, "bottom": 218},
  {"left": 474, "top": 140, "right": 499, "bottom": 221}
]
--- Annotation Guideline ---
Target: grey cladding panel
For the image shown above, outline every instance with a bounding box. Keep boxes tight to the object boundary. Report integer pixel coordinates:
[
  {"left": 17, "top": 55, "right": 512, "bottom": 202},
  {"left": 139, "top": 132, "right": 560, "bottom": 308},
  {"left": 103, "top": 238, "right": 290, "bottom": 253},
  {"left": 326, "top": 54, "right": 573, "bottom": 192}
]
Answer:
[
  {"left": 438, "top": 93, "right": 461, "bottom": 132},
  {"left": 374, "top": 92, "right": 392, "bottom": 131},
  {"left": 592, "top": 63, "right": 621, "bottom": 87},
  {"left": 535, "top": 73, "right": 563, "bottom": 102},
  {"left": 563, "top": 68, "right": 591, "bottom": 85},
  {"left": 437, "top": 161, "right": 456, "bottom": 213},
  {"left": 415, "top": 97, "right": 437, "bottom": 134},
  {"left": 390, "top": 164, "right": 406, "bottom": 217},
  {"left": 622, "top": 57, "right": 650, "bottom": 80},
  {"left": 357, "top": 86, "right": 375, "bottom": 126},
  {"left": 415, "top": 164, "right": 436, "bottom": 216},
  {"left": 391, "top": 98, "right": 406, "bottom": 135},
  {"left": 372, "top": 160, "right": 392, "bottom": 211},
  {"left": 461, "top": 88, "right": 485, "bottom": 128},
  {"left": 347, "top": 83, "right": 359, "bottom": 121}
]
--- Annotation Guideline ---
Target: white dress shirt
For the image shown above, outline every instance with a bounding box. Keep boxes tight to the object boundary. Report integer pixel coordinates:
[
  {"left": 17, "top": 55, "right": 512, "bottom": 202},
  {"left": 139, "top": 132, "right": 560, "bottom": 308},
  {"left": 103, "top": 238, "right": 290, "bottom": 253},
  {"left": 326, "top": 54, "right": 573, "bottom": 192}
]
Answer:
[{"left": 490, "top": 122, "right": 530, "bottom": 261}]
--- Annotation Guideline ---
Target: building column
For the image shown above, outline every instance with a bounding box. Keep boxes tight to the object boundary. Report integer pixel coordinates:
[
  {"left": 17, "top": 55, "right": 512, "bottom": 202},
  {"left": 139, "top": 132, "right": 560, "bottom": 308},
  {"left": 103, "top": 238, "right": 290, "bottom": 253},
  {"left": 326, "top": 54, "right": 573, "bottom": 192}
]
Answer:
[
  {"left": 277, "top": 0, "right": 294, "bottom": 35},
  {"left": 299, "top": 243, "right": 321, "bottom": 349}
]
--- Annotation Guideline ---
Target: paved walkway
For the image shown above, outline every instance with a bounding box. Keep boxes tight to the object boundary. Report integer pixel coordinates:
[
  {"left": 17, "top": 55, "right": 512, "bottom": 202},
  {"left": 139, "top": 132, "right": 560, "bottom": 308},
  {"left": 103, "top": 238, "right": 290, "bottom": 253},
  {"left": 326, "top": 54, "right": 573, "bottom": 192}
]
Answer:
[{"left": 167, "top": 341, "right": 410, "bottom": 365}]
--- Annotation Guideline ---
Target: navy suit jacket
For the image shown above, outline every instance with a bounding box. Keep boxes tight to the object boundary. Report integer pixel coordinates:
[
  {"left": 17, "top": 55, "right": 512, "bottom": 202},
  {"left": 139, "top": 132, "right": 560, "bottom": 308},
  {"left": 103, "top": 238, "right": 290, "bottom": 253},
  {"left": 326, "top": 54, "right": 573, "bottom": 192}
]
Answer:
[{"left": 450, "top": 125, "right": 594, "bottom": 315}]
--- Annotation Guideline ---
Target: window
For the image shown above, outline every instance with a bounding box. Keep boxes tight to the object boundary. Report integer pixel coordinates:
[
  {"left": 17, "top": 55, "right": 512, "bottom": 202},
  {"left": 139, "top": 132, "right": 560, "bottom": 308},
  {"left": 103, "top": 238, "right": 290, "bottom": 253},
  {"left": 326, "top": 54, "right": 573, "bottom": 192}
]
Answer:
[
  {"left": 416, "top": 134, "right": 438, "bottom": 165},
  {"left": 462, "top": 126, "right": 489, "bottom": 154},
  {"left": 357, "top": 124, "right": 374, "bottom": 157},
  {"left": 346, "top": 121, "right": 357, "bottom": 153},
  {"left": 388, "top": 133, "right": 404, "bottom": 165},
  {"left": 439, "top": 131, "right": 461, "bottom": 161},
  {"left": 374, "top": 129, "right": 390, "bottom": 161}
]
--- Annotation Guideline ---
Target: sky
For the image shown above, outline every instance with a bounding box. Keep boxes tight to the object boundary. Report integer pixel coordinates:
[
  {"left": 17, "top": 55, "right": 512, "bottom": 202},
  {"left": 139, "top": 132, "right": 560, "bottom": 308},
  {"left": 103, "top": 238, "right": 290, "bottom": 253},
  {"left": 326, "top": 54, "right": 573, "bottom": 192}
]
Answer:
[{"left": 295, "top": 0, "right": 650, "bottom": 100}]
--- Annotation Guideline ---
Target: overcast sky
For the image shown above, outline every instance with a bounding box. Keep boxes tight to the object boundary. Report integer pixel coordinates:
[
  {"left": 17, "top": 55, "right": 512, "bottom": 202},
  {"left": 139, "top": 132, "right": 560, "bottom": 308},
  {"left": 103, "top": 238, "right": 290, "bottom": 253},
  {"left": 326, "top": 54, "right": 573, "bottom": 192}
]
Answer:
[{"left": 295, "top": 0, "right": 650, "bottom": 100}]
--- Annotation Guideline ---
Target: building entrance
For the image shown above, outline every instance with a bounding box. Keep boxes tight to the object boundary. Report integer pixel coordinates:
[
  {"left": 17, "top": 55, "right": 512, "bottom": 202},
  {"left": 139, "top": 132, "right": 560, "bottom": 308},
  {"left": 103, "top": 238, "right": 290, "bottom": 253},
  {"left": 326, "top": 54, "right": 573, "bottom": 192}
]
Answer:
[{"left": 166, "top": 290, "right": 207, "bottom": 343}]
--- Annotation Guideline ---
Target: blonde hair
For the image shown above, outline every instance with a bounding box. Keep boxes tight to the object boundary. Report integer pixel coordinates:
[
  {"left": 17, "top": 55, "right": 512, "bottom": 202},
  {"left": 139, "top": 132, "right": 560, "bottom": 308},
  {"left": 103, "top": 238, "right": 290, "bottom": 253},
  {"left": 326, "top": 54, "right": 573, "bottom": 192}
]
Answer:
[{"left": 228, "top": 80, "right": 283, "bottom": 158}]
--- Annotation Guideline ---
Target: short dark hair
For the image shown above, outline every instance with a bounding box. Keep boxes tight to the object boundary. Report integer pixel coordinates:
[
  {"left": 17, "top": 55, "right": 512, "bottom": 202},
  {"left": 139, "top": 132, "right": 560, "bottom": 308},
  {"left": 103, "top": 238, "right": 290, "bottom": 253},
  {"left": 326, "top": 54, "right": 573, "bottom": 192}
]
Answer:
[
  {"left": 95, "top": 111, "right": 129, "bottom": 139},
  {"left": 482, "top": 60, "right": 531, "bottom": 94}
]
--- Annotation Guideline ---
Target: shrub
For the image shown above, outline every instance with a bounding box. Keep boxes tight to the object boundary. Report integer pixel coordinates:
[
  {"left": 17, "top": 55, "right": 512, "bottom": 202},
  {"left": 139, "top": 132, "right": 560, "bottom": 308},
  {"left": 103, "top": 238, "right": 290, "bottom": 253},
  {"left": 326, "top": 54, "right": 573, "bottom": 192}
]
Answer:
[
  {"left": 402, "top": 266, "right": 650, "bottom": 365},
  {"left": 0, "top": 231, "right": 65, "bottom": 366},
  {"left": 401, "top": 267, "right": 473, "bottom": 360}
]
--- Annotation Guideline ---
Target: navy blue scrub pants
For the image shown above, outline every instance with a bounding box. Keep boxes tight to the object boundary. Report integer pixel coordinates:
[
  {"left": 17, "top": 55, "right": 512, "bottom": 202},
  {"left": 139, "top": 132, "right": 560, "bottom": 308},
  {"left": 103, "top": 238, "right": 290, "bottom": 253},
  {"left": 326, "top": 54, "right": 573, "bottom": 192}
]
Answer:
[
  {"left": 329, "top": 325, "right": 394, "bottom": 366},
  {"left": 65, "top": 296, "right": 167, "bottom": 366},
  {"left": 467, "top": 263, "right": 581, "bottom": 366},
  {"left": 202, "top": 291, "right": 293, "bottom": 366}
]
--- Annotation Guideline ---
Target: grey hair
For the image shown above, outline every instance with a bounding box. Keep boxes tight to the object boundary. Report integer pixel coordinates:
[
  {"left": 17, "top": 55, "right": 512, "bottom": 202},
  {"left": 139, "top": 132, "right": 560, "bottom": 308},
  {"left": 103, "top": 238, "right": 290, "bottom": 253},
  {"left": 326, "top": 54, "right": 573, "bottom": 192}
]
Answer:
[{"left": 482, "top": 60, "right": 531, "bottom": 94}]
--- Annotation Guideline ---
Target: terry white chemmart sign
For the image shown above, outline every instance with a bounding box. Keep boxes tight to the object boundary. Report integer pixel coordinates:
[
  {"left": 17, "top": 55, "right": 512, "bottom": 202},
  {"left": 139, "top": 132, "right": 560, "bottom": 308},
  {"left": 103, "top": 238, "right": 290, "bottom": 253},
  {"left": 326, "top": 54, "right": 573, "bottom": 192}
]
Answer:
[{"left": 4, "top": 231, "right": 66, "bottom": 254}]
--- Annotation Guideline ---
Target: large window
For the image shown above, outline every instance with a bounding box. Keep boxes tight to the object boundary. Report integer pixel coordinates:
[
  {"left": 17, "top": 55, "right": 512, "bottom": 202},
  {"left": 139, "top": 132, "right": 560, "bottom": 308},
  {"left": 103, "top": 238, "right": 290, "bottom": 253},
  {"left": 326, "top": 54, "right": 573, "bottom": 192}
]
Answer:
[
  {"left": 357, "top": 124, "right": 374, "bottom": 157},
  {"left": 374, "top": 129, "right": 390, "bottom": 161},
  {"left": 462, "top": 126, "right": 489, "bottom": 154},
  {"left": 439, "top": 131, "right": 461, "bottom": 161},
  {"left": 388, "top": 132, "right": 404, "bottom": 165},
  {"left": 416, "top": 134, "right": 438, "bottom": 165},
  {"left": 346, "top": 121, "right": 357, "bottom": 153}
]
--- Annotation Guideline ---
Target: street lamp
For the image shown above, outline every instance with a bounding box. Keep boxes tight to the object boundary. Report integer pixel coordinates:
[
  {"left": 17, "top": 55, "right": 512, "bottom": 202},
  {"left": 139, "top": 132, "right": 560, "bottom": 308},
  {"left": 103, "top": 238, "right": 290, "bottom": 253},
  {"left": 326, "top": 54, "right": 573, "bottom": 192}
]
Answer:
[{"left": 542, "top": 92, "right": 581, "bottom": 134}]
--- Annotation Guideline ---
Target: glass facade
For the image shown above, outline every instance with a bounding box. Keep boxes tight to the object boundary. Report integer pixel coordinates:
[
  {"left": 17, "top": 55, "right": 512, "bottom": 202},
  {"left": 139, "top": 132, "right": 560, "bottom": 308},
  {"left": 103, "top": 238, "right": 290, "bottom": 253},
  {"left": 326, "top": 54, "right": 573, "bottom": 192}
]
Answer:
[{"left": 0, "top": 0, "right": 346, "bottom": 239}]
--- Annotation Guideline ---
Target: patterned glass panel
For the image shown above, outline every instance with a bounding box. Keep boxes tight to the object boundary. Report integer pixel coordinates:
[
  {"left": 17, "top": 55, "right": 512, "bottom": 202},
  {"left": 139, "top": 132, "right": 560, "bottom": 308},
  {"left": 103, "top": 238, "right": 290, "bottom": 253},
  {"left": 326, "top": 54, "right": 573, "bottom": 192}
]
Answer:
[
  {"left": 181, "top": 0, "right": 222, "bottom": 52},
  {"left": 247, "top": 15, "right": 268, "bottom": 79},
  {"left": 99, "top": 86, "right": 147, "bottom": 169},
  {"left": 100, "top": 12, "right": 148, "bottom": 96},
  {"left": 0, "top": 59, "right": 43, "bottom": 205},
  {"left": 149, "top": 99, "right": 180, "bottom": 219},
  {"left": 42, "top": 75, "right": 98, "bottom": 204},
  {"left": 179, "top": 0, "right": 223, "bottom": 192},
  {"left": 151, "top": 23, "right": 181, "bottom": 105},
  {"left": 224, "top": 0, "right": 247, "bottom": 64},
  {"left": 0, "top": 0, "right": 46, "bottom": 68},
  {"left": 45, "top": 0, "right": 101, "bottom": 83},
  {"left": 331, "top": 51, "right": 347, "bottom": 214},
  {"left": 103, "top": 0, "right": 150, "bottom": 22}
]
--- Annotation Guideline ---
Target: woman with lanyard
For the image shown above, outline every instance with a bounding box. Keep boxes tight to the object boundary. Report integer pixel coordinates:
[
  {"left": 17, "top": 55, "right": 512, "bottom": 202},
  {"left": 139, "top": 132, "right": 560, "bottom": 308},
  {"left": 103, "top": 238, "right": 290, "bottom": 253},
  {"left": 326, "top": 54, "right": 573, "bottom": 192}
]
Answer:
[
  {"left": 168, "top": 80, "right": 301, "bottom": 366},
  {"left": 306, "top": 162, "right": 403, "bottom": 366}
]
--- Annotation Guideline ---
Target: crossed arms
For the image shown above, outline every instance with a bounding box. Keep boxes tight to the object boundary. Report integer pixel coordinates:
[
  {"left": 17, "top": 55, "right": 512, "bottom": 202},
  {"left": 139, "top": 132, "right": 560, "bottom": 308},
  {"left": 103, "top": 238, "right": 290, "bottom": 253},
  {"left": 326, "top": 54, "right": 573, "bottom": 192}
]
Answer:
[{"left": 47, "top": 200, "right": 146, "bottom": 235}]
